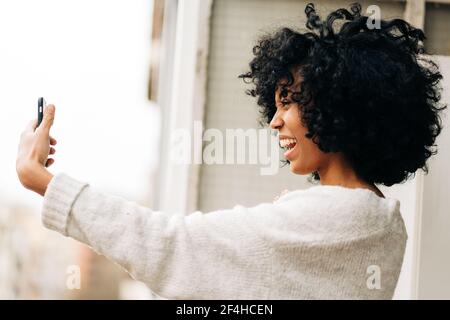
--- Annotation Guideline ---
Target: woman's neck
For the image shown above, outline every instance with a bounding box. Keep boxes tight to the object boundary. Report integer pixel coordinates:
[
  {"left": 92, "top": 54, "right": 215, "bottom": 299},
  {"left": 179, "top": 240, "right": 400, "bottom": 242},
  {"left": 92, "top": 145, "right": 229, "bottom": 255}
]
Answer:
[{"left": 317, "top": 154, "right": 385, "bottom": 198}]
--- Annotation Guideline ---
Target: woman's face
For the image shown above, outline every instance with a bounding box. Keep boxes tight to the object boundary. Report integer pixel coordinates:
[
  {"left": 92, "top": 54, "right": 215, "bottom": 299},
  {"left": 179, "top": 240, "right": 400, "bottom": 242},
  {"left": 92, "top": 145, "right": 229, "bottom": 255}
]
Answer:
[{"left": 270, "top": 74, "right": 332, "bottom": 175}]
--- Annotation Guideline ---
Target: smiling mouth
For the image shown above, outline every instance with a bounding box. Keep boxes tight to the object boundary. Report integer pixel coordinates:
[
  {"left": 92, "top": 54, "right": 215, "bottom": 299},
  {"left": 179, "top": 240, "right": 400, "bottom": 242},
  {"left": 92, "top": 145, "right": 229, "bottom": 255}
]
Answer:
[{"left": 279, "top": 138, "right": 297, "bottom": 152}]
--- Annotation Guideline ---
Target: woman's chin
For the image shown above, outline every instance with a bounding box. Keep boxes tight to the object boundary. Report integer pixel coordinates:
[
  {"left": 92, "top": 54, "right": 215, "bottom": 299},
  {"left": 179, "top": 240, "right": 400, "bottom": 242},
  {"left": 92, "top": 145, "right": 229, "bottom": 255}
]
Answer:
[
  {"left": 288, "top": 160, "right": 301, "bottom": 174},
  {"left": 289, "top": 160, "right": 310, "bottom": 175}
]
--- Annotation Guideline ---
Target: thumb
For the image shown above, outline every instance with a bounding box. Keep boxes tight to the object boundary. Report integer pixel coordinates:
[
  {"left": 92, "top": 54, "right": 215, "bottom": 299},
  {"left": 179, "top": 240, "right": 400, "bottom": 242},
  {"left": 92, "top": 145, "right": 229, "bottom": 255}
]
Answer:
[{"left": 40, "top": 104, "right": 55, "bottom": 132}]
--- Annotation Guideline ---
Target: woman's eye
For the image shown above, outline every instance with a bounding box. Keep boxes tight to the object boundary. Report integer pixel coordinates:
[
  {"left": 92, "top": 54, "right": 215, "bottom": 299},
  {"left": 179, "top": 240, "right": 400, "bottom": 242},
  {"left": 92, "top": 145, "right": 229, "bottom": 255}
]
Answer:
[{"left": 281, "top": 100, "right": 291, "bottom": 108}]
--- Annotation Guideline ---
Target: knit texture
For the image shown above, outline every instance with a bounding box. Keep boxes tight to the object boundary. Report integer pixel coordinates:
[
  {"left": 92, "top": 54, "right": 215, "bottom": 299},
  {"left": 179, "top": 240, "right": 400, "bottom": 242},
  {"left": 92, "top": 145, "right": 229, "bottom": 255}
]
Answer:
[{"left": 41, "top": 172, "right": 407, "bottom": 299}]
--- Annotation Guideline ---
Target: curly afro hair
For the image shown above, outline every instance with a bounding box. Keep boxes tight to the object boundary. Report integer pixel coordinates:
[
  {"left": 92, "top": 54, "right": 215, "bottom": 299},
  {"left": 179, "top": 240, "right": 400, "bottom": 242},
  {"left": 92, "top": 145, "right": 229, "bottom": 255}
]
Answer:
[{"left": 239, "top": 2, "right": 447, "bottom": 186}]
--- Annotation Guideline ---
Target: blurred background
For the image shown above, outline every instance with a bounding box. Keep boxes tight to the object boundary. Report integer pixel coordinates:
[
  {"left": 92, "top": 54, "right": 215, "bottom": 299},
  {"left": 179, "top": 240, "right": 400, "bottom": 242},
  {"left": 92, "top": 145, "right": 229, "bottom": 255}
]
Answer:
[{"left": 0, "top": 0, "right": 449, "bottom": 299}]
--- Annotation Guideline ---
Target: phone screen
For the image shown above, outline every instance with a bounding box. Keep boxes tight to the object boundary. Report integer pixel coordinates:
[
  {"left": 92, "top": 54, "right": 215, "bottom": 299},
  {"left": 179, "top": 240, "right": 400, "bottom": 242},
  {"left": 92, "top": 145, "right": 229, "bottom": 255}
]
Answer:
[{"left": 38, "top": 97, "right": 46, "bottom": 127}]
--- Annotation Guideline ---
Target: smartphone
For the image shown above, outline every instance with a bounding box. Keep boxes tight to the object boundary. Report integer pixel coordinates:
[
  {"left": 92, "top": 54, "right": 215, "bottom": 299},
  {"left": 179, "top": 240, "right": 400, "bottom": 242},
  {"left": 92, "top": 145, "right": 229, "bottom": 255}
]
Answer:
[{"left": 38, "top": 97, "right": 46, "bottom": 127}]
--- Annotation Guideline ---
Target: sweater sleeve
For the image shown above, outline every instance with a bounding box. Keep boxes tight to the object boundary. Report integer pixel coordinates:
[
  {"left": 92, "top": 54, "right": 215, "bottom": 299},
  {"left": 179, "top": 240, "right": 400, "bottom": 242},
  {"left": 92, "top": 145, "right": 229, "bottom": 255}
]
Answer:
[{"left": 41, "top": 173, "right": 274, "bottom": 299}]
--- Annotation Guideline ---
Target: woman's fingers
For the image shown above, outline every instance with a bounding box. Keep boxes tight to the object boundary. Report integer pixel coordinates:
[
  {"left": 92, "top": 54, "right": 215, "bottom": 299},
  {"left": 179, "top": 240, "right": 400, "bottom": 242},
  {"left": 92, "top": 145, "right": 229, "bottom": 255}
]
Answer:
[
  {"left": 47, "top": 146, "right": 56, "bottom": 167},
  {"left": 50, "top": 136, "right": 57, "bottom": 145},
  {"left": 45, "top": 158, "right": 55, "bottom": 167}
]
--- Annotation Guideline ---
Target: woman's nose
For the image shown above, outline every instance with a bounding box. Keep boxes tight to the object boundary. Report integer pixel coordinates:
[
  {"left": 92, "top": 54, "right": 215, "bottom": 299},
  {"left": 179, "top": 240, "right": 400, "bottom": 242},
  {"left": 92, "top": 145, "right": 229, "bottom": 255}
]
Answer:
[{"left": 270, "top": 112, "right": 283, "bottom": 130}]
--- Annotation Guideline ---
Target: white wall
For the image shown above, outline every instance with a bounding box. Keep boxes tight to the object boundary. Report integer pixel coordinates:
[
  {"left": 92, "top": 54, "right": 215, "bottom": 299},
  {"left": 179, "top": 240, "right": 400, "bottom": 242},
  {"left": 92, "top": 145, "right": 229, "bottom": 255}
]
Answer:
[{"left": 416, "top": 56, "right": 450, "bottom": 299}]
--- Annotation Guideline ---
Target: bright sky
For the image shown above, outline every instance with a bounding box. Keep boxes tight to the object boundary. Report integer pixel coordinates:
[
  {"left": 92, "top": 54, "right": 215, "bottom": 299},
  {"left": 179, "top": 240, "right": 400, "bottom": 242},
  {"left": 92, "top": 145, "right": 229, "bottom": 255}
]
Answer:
[{"left": 0, "top": 0, "right": 160, "bottom": 209}]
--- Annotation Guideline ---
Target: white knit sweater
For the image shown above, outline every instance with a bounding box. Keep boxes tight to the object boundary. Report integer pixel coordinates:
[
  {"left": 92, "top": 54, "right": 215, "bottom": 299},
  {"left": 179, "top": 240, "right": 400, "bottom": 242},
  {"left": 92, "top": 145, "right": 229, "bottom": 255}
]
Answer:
[{"left": 41, "top": 172, "right": 407, "bottom": 299}]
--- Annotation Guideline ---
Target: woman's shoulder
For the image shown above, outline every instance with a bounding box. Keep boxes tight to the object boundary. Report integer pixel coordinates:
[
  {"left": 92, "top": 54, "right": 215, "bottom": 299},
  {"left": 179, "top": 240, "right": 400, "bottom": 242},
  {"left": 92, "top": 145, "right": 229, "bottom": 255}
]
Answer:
[
  {"left": 266, "top": 184, "right": 404, "bottom": 243},
  {"left": 274, "top": 184, "right": 399, "bottom": 215}
]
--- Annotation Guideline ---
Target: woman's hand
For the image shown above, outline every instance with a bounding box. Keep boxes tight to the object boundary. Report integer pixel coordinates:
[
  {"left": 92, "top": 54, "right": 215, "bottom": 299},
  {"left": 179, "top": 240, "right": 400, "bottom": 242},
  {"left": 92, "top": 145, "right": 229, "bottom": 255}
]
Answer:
[{"left": 16, "top": 104, "right": 57, "bottom": 196}]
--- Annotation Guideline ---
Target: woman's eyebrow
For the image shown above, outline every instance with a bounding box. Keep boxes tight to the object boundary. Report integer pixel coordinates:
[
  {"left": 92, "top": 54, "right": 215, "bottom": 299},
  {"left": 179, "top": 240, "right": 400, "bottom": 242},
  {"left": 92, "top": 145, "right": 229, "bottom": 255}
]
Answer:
[
  {"left": 278, "top": 88, "right": 294, "bottom": 98},
  {"left": 278, "top": 85, "right": 295, "bottom": 93}
]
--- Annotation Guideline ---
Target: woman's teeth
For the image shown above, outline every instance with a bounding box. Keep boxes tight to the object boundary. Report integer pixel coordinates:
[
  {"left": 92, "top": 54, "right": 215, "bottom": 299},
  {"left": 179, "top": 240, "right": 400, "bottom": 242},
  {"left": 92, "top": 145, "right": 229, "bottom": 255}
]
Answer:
[{"left": 280, "top": 138, "right": 297, "bottom": 150}]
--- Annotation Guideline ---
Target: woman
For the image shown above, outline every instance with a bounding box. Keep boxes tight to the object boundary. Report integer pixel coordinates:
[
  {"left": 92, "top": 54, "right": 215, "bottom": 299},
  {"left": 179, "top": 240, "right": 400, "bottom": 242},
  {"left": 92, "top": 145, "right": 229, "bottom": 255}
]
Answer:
[{"left": 16, "top": 3, "right": 445, "bottom": 299}]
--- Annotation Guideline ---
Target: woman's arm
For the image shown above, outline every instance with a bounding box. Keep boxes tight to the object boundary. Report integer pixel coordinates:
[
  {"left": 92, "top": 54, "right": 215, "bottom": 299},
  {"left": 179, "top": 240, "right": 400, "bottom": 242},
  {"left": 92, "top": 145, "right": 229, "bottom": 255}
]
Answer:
[
  {"left": 16, "top": 105, "right": 275, "bottom": 299},
  {"left": 42, "top": 172, "right": 275, "bottom": 299}
]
